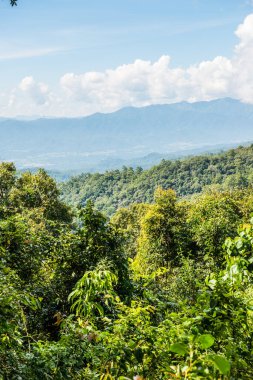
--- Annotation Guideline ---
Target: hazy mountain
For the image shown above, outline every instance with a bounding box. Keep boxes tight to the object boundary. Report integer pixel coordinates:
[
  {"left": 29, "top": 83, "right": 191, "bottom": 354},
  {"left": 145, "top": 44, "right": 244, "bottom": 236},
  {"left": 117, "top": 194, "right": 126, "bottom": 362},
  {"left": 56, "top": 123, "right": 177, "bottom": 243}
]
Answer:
[{"left": 1, "top": 98, "right": 253, "bottom": 172}]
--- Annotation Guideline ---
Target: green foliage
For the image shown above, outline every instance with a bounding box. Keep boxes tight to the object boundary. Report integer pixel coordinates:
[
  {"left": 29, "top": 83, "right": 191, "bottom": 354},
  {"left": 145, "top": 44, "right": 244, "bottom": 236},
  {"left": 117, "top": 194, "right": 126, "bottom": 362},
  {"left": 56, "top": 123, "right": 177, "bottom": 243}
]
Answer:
[
  {"left": 10, "top": 169, "right": 71, "bottom": 222},
  {"left": 68, "top": 269, "right": 118, "bottom": 319},
  {"left": 0, "top": 265, "right": 40, "bottom": 379},
  {"left": 0, "top": 162, "right": 16, "bottom": 217},
  {"left": 54, "top": 201, "right": 131, "bottom": 308},
  {"left": 61, "top": 144, "right": 253, "bottom": 215},
  {"left": 0, "top": 213, "right": 59, "bottom": 282},
  {"left": 134, "top": 188, "right": 190, "bottom": 273},
  {"left": 187, "top": 189, "right": 243, "bottom": 263},
  {"left": 52, "top": 229, "right": 252, "bottom": 378},
  {"left": 111, "top": 203, "right": 151, "bottom": 259},
  {"left": 1, "top": 159, "right": 253, "bottom": 378}
]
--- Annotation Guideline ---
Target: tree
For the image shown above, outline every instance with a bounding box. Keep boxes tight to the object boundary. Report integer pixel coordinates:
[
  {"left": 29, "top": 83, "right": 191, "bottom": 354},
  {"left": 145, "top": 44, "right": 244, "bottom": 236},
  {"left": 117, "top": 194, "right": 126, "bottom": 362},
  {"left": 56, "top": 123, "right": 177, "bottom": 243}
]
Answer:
[
  {"left": 54, "top": 201, "right": 131, "bottom": 310},
  {"left": 0, "top": 265, "right": 40, "bottom": 379},
  {"left": 187, "top": 190, "right": 242, "bottom": 264},
  {"left": 9, "top": 169, "right": 71, "bottom": 222},
  {"left": 111, "top": 203, "right": 151, "bottom": 258},
  {"left": 133, "top": 188, "right": 190, "bottom": 274},
  {"left": 0, "top": 162, "right": 16, "bottom": 217}
]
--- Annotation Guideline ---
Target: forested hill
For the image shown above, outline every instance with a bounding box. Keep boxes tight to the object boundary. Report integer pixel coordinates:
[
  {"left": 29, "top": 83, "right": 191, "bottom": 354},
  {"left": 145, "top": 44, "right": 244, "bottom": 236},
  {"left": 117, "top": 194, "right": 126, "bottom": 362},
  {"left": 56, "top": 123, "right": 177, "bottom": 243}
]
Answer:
[{"left": 61, "top": 144, "right": 253, "bottom": 214}]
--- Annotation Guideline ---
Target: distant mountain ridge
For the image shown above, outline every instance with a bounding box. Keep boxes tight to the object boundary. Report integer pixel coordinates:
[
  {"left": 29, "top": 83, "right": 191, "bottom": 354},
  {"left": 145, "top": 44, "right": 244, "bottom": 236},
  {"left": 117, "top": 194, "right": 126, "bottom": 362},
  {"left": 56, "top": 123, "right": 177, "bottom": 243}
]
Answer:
[{"left": 1, "top": 98, "right": 253, "bottom": 172}]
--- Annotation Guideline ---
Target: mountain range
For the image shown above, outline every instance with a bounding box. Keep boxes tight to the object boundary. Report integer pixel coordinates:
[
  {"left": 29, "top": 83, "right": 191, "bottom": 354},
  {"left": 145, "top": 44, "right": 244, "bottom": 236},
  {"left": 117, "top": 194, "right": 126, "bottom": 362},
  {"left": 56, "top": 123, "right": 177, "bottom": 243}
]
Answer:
[{"left": 1, "top": 98, "right": 253, "bottom": 173}]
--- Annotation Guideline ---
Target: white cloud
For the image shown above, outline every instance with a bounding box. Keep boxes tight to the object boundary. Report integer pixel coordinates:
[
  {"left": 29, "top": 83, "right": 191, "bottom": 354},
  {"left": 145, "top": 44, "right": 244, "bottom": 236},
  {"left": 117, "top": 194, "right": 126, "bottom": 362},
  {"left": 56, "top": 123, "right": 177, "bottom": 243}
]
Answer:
[
  {"left": 19, "top": 76, "right": 50, "bottom": 105},
  {"left": 232, "top": 13, "right": 253, "bottom": 103},
  {"left": 0, "top": 47, "right": 61, "bottom": 61},
  {"left": 59, "top": 54, "right": 234, "bottom": 112},
  {"left": 2, "top": 13, "right": 253, "bottom": 117},
  {"left": 58, "top": 13, "right": 253, "bottom": 113},
  {"left": 235, "top": 13, "right": 253, "bottom": 48}
]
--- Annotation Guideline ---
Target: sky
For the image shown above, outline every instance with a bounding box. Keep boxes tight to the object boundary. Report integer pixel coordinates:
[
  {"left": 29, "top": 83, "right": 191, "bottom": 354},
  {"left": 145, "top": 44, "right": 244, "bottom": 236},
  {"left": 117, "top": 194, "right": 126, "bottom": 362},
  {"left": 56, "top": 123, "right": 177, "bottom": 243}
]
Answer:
[{"left": 0, "top": 0, "right": 253, "bottom": 117}]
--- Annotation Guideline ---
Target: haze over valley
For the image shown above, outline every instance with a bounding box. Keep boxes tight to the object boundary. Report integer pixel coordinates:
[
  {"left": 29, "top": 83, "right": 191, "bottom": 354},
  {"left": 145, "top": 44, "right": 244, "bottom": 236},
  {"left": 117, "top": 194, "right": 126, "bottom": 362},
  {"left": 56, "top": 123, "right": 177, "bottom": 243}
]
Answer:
[{"left": 1, "top": 98, "right": 253, "bottom": 174}]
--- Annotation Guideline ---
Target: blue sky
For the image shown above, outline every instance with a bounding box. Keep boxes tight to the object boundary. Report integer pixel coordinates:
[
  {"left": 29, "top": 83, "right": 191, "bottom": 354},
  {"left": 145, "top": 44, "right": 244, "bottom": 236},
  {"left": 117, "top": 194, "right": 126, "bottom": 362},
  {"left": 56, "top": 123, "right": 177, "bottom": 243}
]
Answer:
[{"left": 0, "top": 0, "right": 253, "bottom": 116}]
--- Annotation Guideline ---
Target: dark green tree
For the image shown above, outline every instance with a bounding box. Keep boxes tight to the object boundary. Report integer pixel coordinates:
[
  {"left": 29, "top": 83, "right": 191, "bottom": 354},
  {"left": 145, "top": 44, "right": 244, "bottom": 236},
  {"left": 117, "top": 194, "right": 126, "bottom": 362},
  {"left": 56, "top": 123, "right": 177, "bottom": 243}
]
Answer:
[
  {"left": 133, "top": 188, "right": 190, "bottom": 274},
  {"left": 187, "top": 190, "right": 242, "bottom": 264},
  {"left": 54, "top": 201, "right": 131, "bottom": 312},
  {"left": 0, "top": 162, "right": 16, "bottom": 217}
]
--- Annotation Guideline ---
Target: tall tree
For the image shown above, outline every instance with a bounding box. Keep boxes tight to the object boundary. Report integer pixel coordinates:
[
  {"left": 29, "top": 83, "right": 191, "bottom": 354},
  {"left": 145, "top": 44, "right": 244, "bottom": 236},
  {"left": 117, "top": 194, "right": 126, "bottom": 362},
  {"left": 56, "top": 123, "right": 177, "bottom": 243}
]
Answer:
[{"left": 133, "top": 188, "right": 189, "bottom": 274}]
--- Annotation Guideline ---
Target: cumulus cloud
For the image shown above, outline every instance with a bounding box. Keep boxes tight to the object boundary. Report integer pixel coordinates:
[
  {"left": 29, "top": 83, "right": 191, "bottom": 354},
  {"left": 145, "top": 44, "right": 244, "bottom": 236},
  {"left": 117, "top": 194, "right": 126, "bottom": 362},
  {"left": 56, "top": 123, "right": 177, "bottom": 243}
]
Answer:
[
  {"left": 19, "top": 76, "right": 50, "bottom": 105},
  {"left": 59, "top": 54, "right": 233, "bottom": 112},
  {"left": 3, "top": 13, "right": 253, "bottom": 117},
  {"left": 58, "top": 13, "right": 253, "bottom": 113},
  {"left": 232, "top": 13, "right": 253, "bottom": 102}
]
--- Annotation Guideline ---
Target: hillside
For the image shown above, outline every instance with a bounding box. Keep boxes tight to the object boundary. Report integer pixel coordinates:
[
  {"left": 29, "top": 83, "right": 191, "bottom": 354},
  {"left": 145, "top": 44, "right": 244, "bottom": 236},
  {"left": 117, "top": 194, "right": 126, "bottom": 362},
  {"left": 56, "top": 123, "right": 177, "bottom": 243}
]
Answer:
[
  {"left": 2, "top": 161, "right": 253, "bottom": 379},
  {"left": 1, "top": 98, "right": 253, "bottom": 171},
  {"left": 61, "top": 144, "right": 253, "bottom": 214}
]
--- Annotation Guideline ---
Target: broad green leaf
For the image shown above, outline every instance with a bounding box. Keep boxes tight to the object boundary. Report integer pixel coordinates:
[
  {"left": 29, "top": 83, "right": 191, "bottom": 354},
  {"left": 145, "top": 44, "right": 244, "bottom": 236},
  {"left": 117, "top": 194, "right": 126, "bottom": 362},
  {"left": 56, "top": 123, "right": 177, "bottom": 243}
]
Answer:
[
  {"left": 197, "top": 334, "right": 215, "bottom": 349},
  {"left": 208, "top": 355, "right": 230, "bottom": 374},
  {"left": 170, "top": 343, "right": 188, "bottom": 356}
]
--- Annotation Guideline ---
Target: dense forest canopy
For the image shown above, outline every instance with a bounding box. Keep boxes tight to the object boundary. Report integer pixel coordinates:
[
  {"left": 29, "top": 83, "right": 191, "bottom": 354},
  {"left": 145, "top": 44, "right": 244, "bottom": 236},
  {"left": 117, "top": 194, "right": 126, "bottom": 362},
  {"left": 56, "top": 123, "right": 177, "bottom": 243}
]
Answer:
[
  {"left": 1, "top": 152, "right": 253, "bottom": 378},
  {"left": 2, "top": 1, "right": 253, "bottom": 377},
  {"left": 61, "top": 144, "right": 253, "bottom": 215}
]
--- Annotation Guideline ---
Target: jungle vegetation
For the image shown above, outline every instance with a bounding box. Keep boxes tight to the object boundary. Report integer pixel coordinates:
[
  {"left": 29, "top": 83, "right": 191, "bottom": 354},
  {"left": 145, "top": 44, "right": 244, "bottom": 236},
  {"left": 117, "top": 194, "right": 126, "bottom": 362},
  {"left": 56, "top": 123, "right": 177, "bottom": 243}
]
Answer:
[
  {"left": 1, "top": 155, "right": 253, "bottom": 379},
  {"left": 61, "top": 144, "right": 253, "bottom": 215}
]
